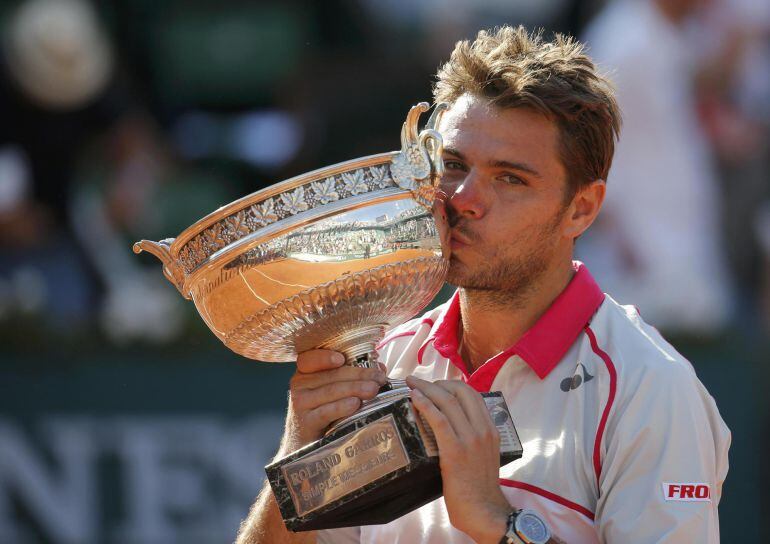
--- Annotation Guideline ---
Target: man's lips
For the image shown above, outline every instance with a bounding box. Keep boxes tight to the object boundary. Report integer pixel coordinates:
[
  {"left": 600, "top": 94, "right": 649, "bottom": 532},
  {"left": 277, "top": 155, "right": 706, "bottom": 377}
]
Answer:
[{"left": 449, "top": 230, "right": 474, "bottom": 249}]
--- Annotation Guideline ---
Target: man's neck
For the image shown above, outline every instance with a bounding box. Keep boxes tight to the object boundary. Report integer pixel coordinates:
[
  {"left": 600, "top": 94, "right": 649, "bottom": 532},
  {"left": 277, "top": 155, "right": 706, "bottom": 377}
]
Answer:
[{"left": 458, "top": 260, "right": 575, "bottom": 372}]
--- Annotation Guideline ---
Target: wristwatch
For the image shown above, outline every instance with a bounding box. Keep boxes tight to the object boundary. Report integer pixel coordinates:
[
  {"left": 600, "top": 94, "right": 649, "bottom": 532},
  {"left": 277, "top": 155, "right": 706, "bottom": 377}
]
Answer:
[{"left": 499, "top": 508, "right": 551, "bottom": 544}]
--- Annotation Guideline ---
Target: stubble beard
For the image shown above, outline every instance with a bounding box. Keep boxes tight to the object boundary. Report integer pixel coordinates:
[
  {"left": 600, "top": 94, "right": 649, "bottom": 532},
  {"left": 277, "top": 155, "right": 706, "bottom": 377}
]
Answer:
[{"left": 446, "top": 209, "right": 565, "bottom": 311}]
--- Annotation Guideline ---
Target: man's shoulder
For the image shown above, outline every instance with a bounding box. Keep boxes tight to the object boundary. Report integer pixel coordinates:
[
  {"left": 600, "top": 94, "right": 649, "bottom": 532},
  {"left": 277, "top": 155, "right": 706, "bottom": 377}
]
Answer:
[
  {"left": 591, "top": 295, "right": 729, "bottom": 445},
  {"left": 590, "top": 295, "right": 699, "bottom": 387}
]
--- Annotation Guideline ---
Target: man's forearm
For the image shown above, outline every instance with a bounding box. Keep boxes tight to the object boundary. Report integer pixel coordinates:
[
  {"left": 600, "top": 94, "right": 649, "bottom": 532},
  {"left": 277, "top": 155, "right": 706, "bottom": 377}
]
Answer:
[{"left": 235, "top": 480, "right": 316, "bottom": 544}]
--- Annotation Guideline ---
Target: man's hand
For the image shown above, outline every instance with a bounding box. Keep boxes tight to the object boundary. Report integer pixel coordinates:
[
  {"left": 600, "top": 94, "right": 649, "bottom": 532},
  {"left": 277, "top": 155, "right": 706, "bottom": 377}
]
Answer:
[
  {"left": 280, "top": 350, "right": 388, "bottom": 454},
  {"left": 406, "top": 376, "right": 511, "bottom": 544}
]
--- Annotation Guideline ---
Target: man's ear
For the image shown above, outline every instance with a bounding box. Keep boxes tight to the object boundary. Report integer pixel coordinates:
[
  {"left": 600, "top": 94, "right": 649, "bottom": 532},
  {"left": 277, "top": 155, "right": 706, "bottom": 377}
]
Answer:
[{"left": 564, "top": 179, "right": 605, "bottom": 240}]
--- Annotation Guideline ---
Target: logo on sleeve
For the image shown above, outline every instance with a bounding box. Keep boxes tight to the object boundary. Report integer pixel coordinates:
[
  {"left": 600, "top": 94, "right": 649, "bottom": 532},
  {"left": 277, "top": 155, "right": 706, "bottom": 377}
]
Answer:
[{"left": 662, "top": 483, "right": 711, "bottom": 502}]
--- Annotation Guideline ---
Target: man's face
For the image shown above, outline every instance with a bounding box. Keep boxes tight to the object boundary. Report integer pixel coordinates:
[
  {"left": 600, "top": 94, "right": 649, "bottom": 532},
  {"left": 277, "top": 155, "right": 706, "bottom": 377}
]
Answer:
[{"left": 437, "top": 94, "right": 573, "bottom": 299}]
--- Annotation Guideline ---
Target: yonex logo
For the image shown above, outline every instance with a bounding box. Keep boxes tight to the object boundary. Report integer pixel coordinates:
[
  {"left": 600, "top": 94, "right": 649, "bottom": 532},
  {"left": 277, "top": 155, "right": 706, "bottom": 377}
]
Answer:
[{"left": 560, "top": 363, "right": 594, "bottom": 392}]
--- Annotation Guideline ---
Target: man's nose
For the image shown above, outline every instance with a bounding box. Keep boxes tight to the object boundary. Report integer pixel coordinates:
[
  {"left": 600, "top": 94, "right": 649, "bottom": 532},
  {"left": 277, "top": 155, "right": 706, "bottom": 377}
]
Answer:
[{"left": 445, "top": 171, "right": 486, "bottom": 219}]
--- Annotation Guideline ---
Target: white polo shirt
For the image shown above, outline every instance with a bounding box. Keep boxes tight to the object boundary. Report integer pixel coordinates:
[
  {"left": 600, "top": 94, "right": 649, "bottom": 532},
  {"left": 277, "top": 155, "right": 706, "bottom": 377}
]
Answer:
[{"left": 318, "top": 262, "right": 730, "bottom": 544}]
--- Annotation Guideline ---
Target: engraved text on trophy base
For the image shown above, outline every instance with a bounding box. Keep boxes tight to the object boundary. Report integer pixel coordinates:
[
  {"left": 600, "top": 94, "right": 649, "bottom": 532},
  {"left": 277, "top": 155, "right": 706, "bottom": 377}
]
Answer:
[{"left": 282, "top": 415, "right": 409, "bottom": 517}]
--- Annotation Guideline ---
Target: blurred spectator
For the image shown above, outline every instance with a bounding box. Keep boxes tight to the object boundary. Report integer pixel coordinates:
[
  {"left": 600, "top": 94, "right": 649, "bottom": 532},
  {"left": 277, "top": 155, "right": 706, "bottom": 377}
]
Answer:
[
  {"left": 694, "top": 0, "right": 770, "bottom": 332},
  {"left": 579, "top": 0, "right": 735, "bottom": 336},
  {"left": 0, "top": 0, "right": 182, "bottom": 340}
]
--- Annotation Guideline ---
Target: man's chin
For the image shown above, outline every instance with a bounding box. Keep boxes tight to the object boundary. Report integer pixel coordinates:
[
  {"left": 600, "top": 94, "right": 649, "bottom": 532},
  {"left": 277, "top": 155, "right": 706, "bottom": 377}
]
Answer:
[
  {"left": 447, "top": 262, "right": 521, "bottom": 293},
  {"left": 447, "top": 260, "right": 476, "bottom": 287},
  {"left": 446, "top": 270, "right": 495, "bottom": 291}
]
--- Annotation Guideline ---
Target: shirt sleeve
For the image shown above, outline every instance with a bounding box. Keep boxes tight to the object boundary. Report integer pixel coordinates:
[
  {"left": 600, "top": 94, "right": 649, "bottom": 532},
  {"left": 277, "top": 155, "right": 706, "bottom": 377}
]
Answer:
[
  {"left": 317, "top": 526, "right": 360, "bottom": 544},
  {"left": 594, "top": 356, "right": 731, "bottom": 543}
]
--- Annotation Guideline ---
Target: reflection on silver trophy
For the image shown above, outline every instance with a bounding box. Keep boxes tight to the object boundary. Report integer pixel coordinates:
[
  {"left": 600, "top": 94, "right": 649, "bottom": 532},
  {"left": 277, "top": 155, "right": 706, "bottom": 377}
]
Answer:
[{"left": 134, "top": 103, "right": 522, "bottom": 531}]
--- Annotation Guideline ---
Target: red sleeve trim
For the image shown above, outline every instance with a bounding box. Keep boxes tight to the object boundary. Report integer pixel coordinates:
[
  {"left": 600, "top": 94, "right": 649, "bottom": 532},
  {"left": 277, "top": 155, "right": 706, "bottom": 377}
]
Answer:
[
  {"left": 375, "top": 331, "right": 416, "bottom": 350},
  {"left": 375, "top": 318, "right": 435, "bottom": 350},
  {"left": 585, "top": 326, "right": 618, "bottom": 492},
  {"left": 499, "top": 479, "right": 595, "bottom": 521}
]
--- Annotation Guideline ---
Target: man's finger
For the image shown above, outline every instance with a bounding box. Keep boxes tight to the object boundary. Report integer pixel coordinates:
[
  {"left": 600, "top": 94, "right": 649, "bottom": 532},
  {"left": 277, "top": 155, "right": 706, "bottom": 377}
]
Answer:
[
  {"left": 291, "top": 365, "right": 387, "bottom": 390},
  {"left": 434, "top": 380, "right": 497, "bottom": 436},
  {"left": 305, "top": 397, "right": 361, "bottom": 430},
  {"left": 409, "top": 388, "right": 459, "bottom": 451},
  {"left": 292, "top": 380, "right": 382, "bottom": 411},
  {"left": 407, "top": 376, "right": 471, "bottom": 440},
  {"left": 296, "top": 350, "right": 345, "bottom": 373}
]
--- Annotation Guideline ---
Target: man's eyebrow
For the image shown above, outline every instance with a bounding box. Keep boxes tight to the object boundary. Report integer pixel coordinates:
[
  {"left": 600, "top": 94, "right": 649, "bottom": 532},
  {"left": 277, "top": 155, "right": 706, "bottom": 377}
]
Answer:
[
  {"left": 488, "top": 159, "right": 542, "bottom": 179},
  {"left": 443, "top": 147, "right": 542, "bottom": 179},
  {"left": 443, "top": 147, "right": 466, "bottom": 160}
]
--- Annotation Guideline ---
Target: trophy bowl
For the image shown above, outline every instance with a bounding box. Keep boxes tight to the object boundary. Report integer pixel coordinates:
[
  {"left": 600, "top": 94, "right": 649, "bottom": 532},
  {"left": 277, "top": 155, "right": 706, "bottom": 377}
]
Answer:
[
  {"left": 134, "top": 102, "right": 449, "bottom": 367},
  {"left": 134, "top": 103, "right": 523, "bottom": 531}
]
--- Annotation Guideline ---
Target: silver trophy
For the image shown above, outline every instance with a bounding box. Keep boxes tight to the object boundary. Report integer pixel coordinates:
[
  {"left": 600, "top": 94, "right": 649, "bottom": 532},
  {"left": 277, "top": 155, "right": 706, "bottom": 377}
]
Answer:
[{"left": 134, "top": 103, "right": 522, "bottom": 531}]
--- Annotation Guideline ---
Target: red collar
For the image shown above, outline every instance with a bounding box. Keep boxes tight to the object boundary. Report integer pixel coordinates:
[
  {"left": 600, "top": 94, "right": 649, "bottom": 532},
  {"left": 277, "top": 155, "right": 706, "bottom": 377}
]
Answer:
[{"left": 418, "top": 262, "right": 605, "bottom": 392}]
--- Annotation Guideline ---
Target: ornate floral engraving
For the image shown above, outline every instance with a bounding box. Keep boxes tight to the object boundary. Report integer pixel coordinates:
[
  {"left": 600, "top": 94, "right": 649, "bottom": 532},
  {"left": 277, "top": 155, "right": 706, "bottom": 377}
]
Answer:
[
  {"left": 188, "top": 236, "right": 206, "bottom": 260},
  {"left": 178, "top": 236, "right": 205, "bottom": 274},
  {"left": 311, "top": 177, "right": 340, "bottom": 204},
  {"left": 368, "top": 165, "right": 391, "bottom": 189},
  {"left": 280, "top": 187, "right": 309, "bottom": 215},
  {"left": 341, "top": 170, "right": 369, "bottom": 196},
  {"left": 224, "top": 210, "right": 250, "bottom": 238},
  {"left": 249, "top": 198, "right": 278, "bottom": 228},
  {"left": 204, "top": 222, "right": 227, "bottom": 251}
]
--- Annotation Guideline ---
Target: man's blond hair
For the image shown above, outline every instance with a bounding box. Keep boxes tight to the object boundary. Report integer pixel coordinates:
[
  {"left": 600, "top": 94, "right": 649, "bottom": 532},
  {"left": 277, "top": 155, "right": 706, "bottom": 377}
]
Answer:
[{"left": 434, "top": 25, "right": 621, "bottom": 197}]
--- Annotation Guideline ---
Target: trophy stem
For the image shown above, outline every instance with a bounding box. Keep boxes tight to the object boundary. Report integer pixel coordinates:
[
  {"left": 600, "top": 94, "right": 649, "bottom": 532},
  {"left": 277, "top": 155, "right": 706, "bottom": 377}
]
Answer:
[{"left": 318, "top": 324, "right": 386, "bottom": 368}]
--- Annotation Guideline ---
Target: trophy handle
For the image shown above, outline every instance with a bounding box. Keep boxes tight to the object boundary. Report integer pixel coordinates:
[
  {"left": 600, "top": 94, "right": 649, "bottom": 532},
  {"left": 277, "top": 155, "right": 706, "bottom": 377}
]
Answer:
[
  {"left": 422, "top": 101, "right": 448, "bottom": 184},
  {"left": 390, "top": 102, "right": 449, "bottom": 208},
  {"left": 132, "top": 238, "right": 189, "bottom": 298}
]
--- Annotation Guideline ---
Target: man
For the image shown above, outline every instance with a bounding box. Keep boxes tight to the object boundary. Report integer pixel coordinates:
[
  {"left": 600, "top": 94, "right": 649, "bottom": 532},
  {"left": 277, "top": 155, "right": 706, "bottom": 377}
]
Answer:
[{"left": 236, "top": 26, "right": 730, "bottom": 543}]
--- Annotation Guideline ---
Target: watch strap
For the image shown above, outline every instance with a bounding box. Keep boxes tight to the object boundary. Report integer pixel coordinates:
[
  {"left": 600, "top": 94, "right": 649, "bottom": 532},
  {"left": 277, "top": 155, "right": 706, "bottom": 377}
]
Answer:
[{"left": 499, "top": 509, "right": 524, "bottom": 544}]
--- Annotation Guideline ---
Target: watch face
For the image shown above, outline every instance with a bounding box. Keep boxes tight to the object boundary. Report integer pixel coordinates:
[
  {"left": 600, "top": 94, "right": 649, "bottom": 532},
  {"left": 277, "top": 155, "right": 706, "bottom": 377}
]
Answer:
[{"left": 516, "top": 511, "right": 549, "bottom": 542}]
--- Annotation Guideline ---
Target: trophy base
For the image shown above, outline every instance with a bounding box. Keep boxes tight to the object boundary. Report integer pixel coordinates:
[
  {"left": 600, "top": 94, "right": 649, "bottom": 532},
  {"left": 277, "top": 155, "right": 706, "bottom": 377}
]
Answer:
[{"left": 265, "top": 389, "right": 522, "bottom": 532}]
